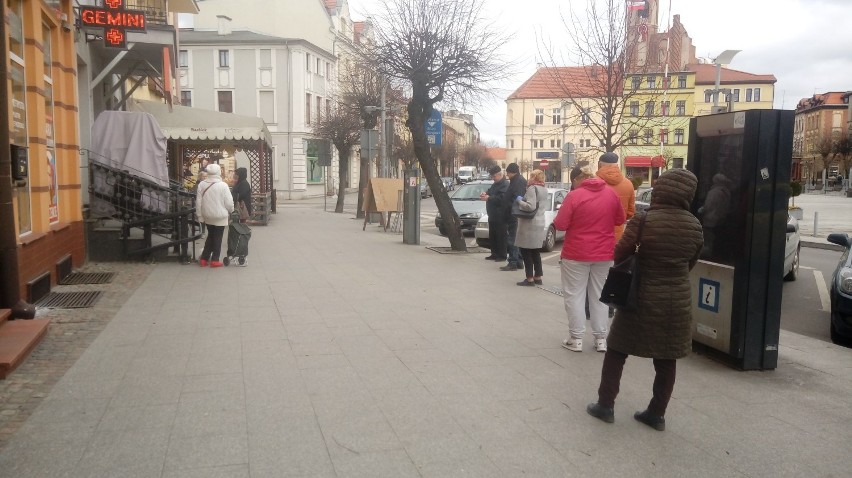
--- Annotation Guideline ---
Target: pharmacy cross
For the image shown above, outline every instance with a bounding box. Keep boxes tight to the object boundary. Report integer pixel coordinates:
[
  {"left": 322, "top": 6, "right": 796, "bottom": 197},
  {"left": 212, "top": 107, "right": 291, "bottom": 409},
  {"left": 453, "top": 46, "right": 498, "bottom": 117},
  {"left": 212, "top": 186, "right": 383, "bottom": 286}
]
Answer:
[{"left": 79, "top": 0, "right": 147, "bottom": 49}]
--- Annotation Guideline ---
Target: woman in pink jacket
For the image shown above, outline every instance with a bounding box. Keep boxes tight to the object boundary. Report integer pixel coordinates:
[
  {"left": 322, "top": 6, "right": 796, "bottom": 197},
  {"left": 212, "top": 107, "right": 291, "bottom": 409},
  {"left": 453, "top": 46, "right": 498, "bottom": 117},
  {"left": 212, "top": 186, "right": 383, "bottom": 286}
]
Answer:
[{"left": 554, "top": 166, "right": 626, "bottom": 353}]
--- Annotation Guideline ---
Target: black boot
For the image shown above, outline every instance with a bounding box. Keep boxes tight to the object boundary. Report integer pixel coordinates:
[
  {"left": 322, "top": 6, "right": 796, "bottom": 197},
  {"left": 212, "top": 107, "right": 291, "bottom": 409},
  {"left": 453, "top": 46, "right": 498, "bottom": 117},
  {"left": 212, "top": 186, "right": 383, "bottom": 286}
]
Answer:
[
  {"left": 586, "top": 403, "right": 614, "bottom": 423},
  {"left": 634, "top": 409, "right": 665, "bottom": 431}
]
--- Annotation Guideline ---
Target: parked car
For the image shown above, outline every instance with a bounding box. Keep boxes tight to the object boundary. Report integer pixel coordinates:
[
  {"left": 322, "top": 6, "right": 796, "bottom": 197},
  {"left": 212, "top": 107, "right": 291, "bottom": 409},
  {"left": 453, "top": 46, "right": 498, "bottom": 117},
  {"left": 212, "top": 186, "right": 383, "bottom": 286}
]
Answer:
[
  {"left": 420, "top": 181, "right": 431, "bottom": 198},
  {"left": 477, "top": 171, "right": 491, "bottom": 180},
  {"left": 441, "top": 177, "right": 455, "bottom": 191},
  {"left": 635, "top": 187, "right": 653, "bottom": 213},
  {"left": 473, "top": 187, "right": 569, "bottom": 252},
  {"left": 435, "top": 180, "right": 493, "bottom": 235},
  {"left": 827, "top": 232, "right": 852, "bottom": 344},
  {"left": 783, "top": 214, "right": 801, "bottom": 281}
]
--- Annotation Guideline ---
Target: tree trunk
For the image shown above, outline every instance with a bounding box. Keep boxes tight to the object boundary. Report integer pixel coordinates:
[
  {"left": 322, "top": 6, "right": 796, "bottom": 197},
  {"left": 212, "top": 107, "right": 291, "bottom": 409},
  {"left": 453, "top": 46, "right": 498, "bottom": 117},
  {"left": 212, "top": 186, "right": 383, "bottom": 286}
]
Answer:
[
  {"left": 407, "top": 95, "right": 466, "bottom": 251},
  {"left": 335, "top": 150, "right": 349, "bottom": 213}
]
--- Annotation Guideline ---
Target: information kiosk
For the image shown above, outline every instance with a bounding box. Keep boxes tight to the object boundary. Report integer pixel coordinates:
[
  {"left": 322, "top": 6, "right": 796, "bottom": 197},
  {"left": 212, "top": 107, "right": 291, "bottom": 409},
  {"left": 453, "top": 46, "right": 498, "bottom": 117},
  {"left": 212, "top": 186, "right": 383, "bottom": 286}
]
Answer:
[{"left": 686, "top": 110, "right": 794, "bottom": 370}]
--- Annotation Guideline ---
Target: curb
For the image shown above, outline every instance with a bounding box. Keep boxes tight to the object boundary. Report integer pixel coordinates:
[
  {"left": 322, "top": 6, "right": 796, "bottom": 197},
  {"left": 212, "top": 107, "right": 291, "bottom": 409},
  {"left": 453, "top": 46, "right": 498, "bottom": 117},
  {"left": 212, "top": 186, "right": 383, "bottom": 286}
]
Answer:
[{"left": 801, "top": 240, "right": 844, "bottom": 252}]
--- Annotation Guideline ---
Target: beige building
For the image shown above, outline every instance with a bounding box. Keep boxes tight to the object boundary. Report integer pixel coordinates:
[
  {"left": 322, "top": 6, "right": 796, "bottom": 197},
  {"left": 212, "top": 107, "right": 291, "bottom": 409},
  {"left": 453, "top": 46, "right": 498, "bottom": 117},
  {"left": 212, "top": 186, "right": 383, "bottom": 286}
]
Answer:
[{"left": 794, "top": 92, "right": 849, "bottom": 186}]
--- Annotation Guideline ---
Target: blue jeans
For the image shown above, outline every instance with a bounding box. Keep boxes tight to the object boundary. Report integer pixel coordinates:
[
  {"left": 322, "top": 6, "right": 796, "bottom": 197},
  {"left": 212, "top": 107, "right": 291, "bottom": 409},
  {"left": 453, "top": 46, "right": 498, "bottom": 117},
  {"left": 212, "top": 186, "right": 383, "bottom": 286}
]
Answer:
[{"left": 507, "top": 219, "right": 522, "bottom": 266}]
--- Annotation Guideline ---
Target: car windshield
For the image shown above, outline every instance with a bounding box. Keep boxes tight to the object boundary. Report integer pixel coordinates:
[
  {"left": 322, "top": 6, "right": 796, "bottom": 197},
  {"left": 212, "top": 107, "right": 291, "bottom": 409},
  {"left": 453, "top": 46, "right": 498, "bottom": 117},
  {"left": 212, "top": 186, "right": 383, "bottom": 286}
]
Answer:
[{"left": 452, "top": 183, "right": 490, "bottom": 200}]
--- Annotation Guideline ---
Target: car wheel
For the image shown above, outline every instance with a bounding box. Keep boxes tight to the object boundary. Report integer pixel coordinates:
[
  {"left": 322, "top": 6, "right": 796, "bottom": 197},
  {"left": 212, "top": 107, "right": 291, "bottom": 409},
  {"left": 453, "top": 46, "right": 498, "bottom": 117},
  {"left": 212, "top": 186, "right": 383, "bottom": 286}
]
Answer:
[
  {"left": 784, "top": 247, "right": 800, "bottom": 281},
  {"left": 541, "top": 225, "right": 556, "bottom": 252}
]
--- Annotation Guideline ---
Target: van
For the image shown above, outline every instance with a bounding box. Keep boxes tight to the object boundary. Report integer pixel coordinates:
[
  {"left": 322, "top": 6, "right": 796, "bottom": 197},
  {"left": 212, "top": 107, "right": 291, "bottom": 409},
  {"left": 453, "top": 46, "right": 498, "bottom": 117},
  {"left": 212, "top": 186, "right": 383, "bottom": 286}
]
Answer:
[{"left": 457, "top": 166, "right": 477, "bottom": 184}]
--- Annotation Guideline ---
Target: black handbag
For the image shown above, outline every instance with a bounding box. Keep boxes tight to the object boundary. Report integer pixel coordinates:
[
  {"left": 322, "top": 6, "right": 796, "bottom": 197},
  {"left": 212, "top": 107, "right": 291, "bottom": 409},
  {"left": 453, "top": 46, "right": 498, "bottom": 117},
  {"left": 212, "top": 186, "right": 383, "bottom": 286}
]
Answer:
[
  {"left": 511, "top": 187, "right": 539, "bottom": 219},
  {"left": 600, "top": 213, "right": 646, "bottom": 310}
]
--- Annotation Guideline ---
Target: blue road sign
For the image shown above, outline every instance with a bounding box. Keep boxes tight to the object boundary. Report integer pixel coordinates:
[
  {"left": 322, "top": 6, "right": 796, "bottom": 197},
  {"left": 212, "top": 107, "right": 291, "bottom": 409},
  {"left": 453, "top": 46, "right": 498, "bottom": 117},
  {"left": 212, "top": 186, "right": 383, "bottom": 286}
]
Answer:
[{"left": 425, "top": 109, "right": 442, "bottom": 146}]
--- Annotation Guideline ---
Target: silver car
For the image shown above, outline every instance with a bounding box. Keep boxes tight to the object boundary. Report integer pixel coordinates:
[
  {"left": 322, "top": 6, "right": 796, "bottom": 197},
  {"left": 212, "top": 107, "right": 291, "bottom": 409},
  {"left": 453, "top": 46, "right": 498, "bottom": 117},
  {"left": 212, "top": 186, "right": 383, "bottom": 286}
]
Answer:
[
  {"left": 435, "top": 180, "right": 493, "bottom": 235},
  {"left": 783, "top": 214, "right": 801, "bottom": 281},
  {"left": 474, "top": 187, "right": 569, "bottom": 251}
]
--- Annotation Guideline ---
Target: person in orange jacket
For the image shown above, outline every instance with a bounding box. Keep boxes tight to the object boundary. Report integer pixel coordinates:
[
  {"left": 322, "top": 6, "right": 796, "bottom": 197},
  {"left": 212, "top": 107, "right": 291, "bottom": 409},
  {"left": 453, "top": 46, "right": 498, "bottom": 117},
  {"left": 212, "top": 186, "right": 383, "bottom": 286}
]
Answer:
[{"left": 596, "top": 152, "right": 635, "bottom": 241}]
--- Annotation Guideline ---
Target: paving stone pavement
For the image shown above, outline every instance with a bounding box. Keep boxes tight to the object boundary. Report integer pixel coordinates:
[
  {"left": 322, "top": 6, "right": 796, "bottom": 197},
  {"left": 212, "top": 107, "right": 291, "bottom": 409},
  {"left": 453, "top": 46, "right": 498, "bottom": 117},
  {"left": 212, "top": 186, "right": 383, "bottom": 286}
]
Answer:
[{"left": 0, "top": 196, "right": 850, "bottom": 477}]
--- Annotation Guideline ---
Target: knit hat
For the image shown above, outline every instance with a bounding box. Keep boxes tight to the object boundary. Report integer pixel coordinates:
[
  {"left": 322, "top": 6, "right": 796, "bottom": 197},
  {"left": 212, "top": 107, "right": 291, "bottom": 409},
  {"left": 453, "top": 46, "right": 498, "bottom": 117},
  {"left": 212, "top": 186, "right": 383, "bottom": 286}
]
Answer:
[
  {"left": 506, "top": 163, "right": 520, "bottom": 174},
  {"left": 206, "top": 163, "right": 221, "bottom": 177},
  {"left": 599, "top": 152, "right": 619, "bottom": 164},
  {"left": 488, "top": 165, "right": 502, "bottom": 175}
]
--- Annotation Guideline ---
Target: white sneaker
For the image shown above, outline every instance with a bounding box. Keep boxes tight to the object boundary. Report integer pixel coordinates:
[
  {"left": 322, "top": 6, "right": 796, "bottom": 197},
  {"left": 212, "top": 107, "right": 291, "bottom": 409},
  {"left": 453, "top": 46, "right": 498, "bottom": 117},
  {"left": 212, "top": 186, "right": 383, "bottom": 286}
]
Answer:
[
  {"left": 595, "top": 339, "right": 607, "bottom": 353},
  {"left": 561, "top": 338, "right": 583, "bottom": 352}
]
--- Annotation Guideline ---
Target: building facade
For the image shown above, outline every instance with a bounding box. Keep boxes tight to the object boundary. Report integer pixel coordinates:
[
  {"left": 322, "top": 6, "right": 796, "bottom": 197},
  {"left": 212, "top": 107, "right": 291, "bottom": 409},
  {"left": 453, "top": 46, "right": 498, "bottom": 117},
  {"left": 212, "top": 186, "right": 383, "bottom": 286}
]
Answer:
[{"left": 794, "top": 92, "right": 849, "bottom": 185}]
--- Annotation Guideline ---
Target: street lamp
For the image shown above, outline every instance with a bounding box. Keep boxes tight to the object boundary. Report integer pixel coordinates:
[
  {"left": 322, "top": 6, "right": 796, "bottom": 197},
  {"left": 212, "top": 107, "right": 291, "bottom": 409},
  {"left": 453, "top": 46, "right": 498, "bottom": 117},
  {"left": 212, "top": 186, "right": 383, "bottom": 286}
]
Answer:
[
  {"left": 705, "top": 49, "right": 741, "bottom": 113},
  {"left": 528, "top": 125, "right": 535, "bottom": 173}
]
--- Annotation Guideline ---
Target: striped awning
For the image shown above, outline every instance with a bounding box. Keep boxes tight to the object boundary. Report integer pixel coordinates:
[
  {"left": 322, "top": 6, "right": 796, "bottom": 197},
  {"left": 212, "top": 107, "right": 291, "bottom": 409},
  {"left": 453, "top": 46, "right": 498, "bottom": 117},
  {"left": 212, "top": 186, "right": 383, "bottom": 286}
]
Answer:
[{"left": 625, "top": 155, "right": 664, "bottom": 168}]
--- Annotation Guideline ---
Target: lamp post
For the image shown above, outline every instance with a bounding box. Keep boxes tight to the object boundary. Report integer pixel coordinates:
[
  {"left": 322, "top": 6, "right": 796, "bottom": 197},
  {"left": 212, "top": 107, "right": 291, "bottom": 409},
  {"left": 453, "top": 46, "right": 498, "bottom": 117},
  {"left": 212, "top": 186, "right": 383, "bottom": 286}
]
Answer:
[
  {"left": 528, "top": 125, "right": 535, "bottom": 173},
  {"left": 707, "top": 49, "right": 741, "bottom": 113}
]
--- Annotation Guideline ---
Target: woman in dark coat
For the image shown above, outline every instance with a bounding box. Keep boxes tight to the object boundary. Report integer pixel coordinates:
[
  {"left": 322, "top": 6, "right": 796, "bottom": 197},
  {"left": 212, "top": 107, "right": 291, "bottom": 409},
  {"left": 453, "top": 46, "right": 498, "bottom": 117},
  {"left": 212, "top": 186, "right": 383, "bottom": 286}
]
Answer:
[
  {"left": 586, "top": 169, "right": 704, "bottom": 431},
  {"left": 231, "top": 167, "right": 252, "bottom": 222}
]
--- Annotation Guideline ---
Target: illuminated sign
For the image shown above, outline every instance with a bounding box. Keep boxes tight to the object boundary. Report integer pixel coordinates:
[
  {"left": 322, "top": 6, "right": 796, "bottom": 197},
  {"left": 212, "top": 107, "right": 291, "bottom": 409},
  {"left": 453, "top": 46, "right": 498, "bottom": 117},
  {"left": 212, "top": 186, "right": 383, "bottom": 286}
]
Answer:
[{"left": 79, "top": 0, "right": 146, "bottom": 49}]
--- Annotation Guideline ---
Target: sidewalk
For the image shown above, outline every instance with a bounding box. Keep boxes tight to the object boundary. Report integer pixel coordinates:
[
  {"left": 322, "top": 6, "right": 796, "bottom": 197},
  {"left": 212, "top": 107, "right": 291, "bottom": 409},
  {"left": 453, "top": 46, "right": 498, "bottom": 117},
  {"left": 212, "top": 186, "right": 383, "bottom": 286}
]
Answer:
[
  {"left": 0, "top": 198, "right": 851, "bottom": 477},
  {"left": 792, "top": 192, "right": 852, "bottom": 250}
]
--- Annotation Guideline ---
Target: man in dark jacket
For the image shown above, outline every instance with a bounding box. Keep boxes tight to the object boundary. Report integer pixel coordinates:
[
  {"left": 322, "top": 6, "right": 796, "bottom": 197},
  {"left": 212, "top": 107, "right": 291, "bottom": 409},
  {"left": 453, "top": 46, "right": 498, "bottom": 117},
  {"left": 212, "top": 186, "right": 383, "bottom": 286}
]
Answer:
[
  {"left": 502, "top": 163, "right": 528, "bottom": 271},
  {"left": 481, "top": 165, "right": 510, "bottom": 261}
]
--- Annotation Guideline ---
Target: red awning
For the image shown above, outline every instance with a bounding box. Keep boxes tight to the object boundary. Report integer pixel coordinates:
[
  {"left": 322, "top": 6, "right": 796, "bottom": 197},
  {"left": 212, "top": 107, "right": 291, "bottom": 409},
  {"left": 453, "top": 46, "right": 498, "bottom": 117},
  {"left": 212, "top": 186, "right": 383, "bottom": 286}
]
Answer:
[{"left": 625, "top": 155, "right": 664, "bottom": 168}]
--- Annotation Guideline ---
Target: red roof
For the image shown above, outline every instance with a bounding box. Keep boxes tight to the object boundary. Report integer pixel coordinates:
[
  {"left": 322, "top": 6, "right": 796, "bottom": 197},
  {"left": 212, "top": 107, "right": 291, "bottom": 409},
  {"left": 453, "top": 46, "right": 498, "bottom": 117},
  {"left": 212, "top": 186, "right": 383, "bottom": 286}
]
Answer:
[
  {"left": 485, "top": 147, "right": 506, "bottom": 161},
  {"left": 685, "top": 63, "right": 776, "bottom": 85},
  {"left": 323, "top": 0, "right": 337, "bottom": 11},
  {"left": 354, "top": 21, "right": 365, "bottom": 44},
  {"left": 508, "top": 66, "right": 610, "bottom": 100},
  {"left": 795, "top": 92, "right": 848, "bottom": 112}
]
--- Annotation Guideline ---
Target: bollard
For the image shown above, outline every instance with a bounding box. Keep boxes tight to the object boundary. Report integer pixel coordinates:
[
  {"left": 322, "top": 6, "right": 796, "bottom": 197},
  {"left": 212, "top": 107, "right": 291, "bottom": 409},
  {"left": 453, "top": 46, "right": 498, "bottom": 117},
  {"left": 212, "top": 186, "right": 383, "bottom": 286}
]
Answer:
[{"left": 813, "top": 211, "right": 819, "bottom": 237}]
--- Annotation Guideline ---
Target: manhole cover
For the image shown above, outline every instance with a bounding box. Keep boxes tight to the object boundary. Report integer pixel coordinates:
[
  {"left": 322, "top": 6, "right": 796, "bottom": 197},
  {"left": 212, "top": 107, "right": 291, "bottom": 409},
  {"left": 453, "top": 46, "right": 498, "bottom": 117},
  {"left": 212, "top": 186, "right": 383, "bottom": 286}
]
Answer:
[
  {"left": 427, "top": 246, "right": 490, "bottom": 254},
  {"left": 35, "top": 291, "right": 103, "bottom": 309},
  {"left": 59, "top": 272, "right": 115, "bottom": 285}
]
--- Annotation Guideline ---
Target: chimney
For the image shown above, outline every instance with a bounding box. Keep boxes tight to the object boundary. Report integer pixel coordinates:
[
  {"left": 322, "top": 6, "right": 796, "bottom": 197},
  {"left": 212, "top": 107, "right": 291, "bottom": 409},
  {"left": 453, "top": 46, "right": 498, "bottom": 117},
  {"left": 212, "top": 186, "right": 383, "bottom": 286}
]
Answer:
[{"left": 217, "top": 15, "right": 232, "bottom": 36}]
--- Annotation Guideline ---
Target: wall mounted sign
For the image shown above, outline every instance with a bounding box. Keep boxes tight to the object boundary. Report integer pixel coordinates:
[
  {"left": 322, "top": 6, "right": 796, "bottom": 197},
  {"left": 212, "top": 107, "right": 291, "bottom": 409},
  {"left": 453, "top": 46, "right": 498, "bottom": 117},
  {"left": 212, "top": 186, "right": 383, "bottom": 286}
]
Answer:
[{"left": 79, "top": 0, "right": 147, "bottom": 49}]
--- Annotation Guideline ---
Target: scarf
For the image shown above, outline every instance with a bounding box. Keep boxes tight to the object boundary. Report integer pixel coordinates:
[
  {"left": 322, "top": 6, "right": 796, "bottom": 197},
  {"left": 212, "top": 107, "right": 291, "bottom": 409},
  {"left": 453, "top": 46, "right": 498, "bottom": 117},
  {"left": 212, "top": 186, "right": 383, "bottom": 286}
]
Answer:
[{"left": 528, "top": 179, "right": 546, "bottom": 187}]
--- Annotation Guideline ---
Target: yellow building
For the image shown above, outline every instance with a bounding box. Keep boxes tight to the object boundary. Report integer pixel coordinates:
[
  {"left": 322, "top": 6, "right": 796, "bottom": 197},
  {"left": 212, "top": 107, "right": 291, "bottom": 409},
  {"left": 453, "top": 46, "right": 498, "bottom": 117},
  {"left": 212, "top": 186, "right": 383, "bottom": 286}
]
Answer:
[
  {"left": 689, "top": 63, "right": 776, "bottom": 116},
  {"left": 619, "top": 71, "right": 695, "bottom": 182}
]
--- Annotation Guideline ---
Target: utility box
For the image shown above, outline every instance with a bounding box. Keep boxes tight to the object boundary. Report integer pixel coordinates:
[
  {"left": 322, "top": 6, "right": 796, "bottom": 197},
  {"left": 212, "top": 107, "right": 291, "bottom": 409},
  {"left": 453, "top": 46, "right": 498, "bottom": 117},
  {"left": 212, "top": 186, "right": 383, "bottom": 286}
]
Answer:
[
  {"left": 687, "top": 110, "right": 794, "bottom": 370},
  {"left": 403, "top": 169, "right": 420, "bottom": 245}
]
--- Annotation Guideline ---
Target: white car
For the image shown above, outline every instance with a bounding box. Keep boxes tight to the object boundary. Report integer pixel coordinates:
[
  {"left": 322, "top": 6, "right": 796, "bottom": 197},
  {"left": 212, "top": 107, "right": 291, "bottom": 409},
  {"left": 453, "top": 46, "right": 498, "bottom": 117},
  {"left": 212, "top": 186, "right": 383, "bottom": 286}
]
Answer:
[{"left": 474, "top": 188, "right": 569, "bottom": 252}]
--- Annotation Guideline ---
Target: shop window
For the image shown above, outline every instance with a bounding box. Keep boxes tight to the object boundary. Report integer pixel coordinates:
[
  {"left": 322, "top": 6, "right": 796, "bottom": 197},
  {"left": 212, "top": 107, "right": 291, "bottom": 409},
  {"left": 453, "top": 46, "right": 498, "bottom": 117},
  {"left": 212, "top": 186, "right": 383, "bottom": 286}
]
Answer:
[{"left": 305, "top": 140, "right": 323, "bottom": 183}]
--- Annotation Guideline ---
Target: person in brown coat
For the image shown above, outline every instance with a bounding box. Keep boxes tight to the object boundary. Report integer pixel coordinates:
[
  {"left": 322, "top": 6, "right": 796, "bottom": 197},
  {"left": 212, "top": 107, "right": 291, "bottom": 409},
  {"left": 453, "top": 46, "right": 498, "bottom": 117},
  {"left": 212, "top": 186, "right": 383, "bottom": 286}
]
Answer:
[{"left": 586, "top": 169, "right": 704, "bottom": 431}]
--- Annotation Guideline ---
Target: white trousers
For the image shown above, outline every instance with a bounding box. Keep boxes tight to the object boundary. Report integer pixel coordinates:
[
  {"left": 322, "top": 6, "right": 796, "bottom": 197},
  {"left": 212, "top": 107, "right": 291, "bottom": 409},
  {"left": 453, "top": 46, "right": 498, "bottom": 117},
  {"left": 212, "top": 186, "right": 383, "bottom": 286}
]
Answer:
[{"left": 560, "top": 259, "right": 613, "bottom": 340}]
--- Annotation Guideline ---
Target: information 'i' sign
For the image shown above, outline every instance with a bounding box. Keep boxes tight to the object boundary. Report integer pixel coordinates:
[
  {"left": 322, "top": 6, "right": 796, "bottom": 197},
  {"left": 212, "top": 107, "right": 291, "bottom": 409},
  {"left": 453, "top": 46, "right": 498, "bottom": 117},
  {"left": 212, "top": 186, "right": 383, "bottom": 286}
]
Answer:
[{"left": 79, "top": 0, "right": 147, "bottom": 49}]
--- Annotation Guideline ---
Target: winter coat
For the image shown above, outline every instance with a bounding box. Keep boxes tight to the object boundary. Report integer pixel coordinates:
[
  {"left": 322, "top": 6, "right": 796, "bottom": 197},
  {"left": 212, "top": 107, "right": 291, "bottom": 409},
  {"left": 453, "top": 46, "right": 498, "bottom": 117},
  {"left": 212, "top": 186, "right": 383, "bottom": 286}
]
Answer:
[
  {"left": 553, "top": 178, "right": 625, "bottom": 262},
  {"left": 596, "top": 164, "right": 636, "bottom": 241},
  {"left": 231, "top": 168, "right": 253, "bottom": 215},
  {"left": 196, "top": 164, "right": 234, "bottom": 227},
  {"left": 485, "top": 178, "right": 510, "bottom": 223},
  {"left": 506, "top": 174, "right": 528, "bottom": 224},
  {"left": 515, "top": 184, "right": 548, "bottom": 249},
  {"left": 606, "top": 169, "right": 704, "bottom": 360}
]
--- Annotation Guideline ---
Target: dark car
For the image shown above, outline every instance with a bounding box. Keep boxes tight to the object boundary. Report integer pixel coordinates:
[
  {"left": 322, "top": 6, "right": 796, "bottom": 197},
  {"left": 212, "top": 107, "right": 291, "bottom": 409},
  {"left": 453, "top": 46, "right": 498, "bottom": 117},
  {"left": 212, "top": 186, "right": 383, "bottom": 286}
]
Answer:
[
  {"left": 435, "top": 180, "right": 492, "bottom": 235},
  {"left": 827, "top": 233, "right": 852, "bottom": 344}
]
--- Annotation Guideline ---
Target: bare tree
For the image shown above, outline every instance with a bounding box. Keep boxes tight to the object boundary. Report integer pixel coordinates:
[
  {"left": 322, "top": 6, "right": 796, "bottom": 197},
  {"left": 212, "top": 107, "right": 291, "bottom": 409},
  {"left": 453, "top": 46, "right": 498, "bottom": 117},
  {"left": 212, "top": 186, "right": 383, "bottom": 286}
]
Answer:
[
  {"left": 833, "top": 132, "right": 851, "bottom": 183},
  {"left": 460, "top": 143, "right": 487, "bottom": 167},
  {"left": 813, "top": 135, "right": 835, "bottom": 184},
  {"left": 370, "top": 0, "right": 512, "bottom": 251},
  {"left": 313, "top": 104, "right": 362, "bottom": 213},
  {"left": 538, "top": 0, "right": 689, "bottom": 154}
]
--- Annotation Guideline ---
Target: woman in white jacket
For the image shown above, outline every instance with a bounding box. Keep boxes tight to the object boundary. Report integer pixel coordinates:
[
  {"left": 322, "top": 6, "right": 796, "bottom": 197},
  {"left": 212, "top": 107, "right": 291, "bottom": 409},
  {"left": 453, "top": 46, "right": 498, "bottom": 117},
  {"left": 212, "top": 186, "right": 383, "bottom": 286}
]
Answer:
[{"left": 196, "top": 163, "right": 234, "bottom": 267}]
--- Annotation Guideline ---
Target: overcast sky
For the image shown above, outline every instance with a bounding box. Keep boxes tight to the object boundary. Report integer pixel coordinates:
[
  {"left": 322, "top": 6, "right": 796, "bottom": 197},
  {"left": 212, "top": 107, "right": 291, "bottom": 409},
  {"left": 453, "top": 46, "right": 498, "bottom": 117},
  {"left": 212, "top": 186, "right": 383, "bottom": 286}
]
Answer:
[{"left": 347, "top": 0, "right": 852, "bottom": 146}]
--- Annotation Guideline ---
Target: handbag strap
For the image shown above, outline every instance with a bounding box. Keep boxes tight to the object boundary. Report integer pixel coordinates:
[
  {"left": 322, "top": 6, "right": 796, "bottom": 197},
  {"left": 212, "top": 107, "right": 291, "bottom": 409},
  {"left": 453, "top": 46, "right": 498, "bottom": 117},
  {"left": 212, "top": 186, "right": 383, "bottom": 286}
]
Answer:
[{"left": 634, "top": 213, "right": 647, "bottom": 254}]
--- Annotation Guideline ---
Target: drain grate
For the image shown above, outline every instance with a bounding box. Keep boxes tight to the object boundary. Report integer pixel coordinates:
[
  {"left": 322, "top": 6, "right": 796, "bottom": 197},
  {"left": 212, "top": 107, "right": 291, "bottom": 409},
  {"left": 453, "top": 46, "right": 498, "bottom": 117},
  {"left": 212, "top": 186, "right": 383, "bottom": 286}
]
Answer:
[
  {"left": 427, "top": 246, "right": 491, "bottom": 254},
  {"left": 35, "top": 291, "right": 103, "bottom": 309},
  {"left": 59, "top": 272, "right": 115, "bottom": 285}
]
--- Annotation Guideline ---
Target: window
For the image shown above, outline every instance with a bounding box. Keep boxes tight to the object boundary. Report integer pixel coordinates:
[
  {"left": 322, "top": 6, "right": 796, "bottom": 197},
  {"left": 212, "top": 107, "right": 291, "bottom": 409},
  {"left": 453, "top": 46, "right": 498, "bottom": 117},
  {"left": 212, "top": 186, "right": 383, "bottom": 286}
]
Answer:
[
  {"left": 662, "top": 76, "right": 670, "bottom": 90},
  {"left": 218, "top": 50, "right": 229, "bottom": 68},
  {"left": 647, "top": 76, "right": 656, "bottom": 89},
  {"left": 676, "top": 100, "right": 685, "bottom": 115},
  {"left": 259, "top": 49, "right": 272, "bottom": 68},
  {"left": 9, "top": 1, "right": 29, "bottom": 234},
  {"left": 316, "top": 96, "right": 322, "bottom": 121},
  {"left": 534, "top": 108, "right": 544, "bottom": 125},
  {"left": 678, "top": 75, "right": 686, "bottom": 88},
  {"left": 552, "top": 108, "right": 561, "bottom": 125},
  {"left": 306, "top": 140, "right": 322, "bottom": 183},
  {"left": 509, "top": 139, "right": 514, "bottom": 148},
  {"left": 580, "top": 108, "right": 590, "bottom": 124},
  {"left": 674, "top": 128, "right": 684, "bottom": 144},
  {"left": 180, "top": 90, "right": 192, "bottom": 106},
  {"left": 326, "top": 62, "right": 331, "bottom": 78},
  {"left": 660, "top": 101, "right": 670, "bottom": 116},
  {"left": 672, "top": 158, "right": 684, "bottom": 169},
  {"left": 704, "top": 91, "right": 713, "bottom": 103},
  {"left": 643, "top": 129, "right": 653, "bottom": 144},
  {"left": 754, "top": 88, "right": 761, "bottom": 102},
  {"left": 746, "top": 88, "right": 753, "bottom": 102},
  {"left": 732, "top": 89, "right": 740, "bottom": 102},
  {"left": 316, "top": 58, "right": 322, "bottom": 76},
  {"left": 583, "top": 139, "right": 591, "bottom": 148},
  {"left": 306, "top": 53, "right": 311, "bottom": 71},
  {"left": 629, "top": 130, "right": 638, "bottom": 145},
  {"left": 601, "top": 112, "right": 609, "bottom": 126},
  {"left": 178, "top": 49, "right": 189, "bottom": 68},
  {"left": 43, "top": 23, "right": 58, "bottom": 224},
  {"left": 326, "top": 98, "right": 331, "bottom": 118},
  {"left": 550, "top": 139, "right": 556, "bottom": 148},
  {"left": 632, "top": 77, "right": 641, "bottom": 90},
  {"left": 217, "top": 91, "right": 233, "bottom": 112},
  {"left": 549, "top": 139, "right": 562, "bottom": 148},
  {"left": 305, "top": 93, "right": 311, "bottom": 124},
  {"left": 660, "top": 129, "right": 669, "bottom": 145},
  {"left": 644, "top": 101, "right": 654, "bottom": 117},
  {"left": 259, "top": 91, "right": 274, "bottom": 123},
  {"left": 630, "top": 101, "right": 639, "bottom": 116}
]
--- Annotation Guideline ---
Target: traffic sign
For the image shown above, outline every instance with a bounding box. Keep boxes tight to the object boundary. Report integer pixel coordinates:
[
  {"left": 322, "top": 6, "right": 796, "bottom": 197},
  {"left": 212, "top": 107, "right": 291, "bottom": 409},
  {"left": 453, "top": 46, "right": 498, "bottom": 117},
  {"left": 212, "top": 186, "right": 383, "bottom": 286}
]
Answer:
[
  {"left": 425, "top": 109, "right": 442, "bottom": 145},
  {"left": 540, "top": 160, "right": 549, "bottom": 169}
]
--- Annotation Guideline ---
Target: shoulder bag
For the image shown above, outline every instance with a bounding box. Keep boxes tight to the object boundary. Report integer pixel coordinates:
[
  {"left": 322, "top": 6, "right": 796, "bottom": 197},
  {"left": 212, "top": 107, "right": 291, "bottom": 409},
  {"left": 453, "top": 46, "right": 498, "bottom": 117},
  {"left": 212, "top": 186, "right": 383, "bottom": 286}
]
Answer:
[
  {"left": 600, "top": 213, "right": 647, "bottom": 310},
  {"left": 511, "top": 186, "right": 540, "bottom": 219}
]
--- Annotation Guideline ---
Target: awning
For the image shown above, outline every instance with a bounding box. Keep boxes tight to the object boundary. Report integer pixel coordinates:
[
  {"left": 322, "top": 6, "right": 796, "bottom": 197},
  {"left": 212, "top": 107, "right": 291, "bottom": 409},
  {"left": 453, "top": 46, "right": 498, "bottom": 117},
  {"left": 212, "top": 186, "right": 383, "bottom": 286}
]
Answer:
[
  {"left": 625, "top": 155, "right": 664, "bottom": 168},
  {"left": 129, "top": 99, "right": 273, "bottom": 148}
]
